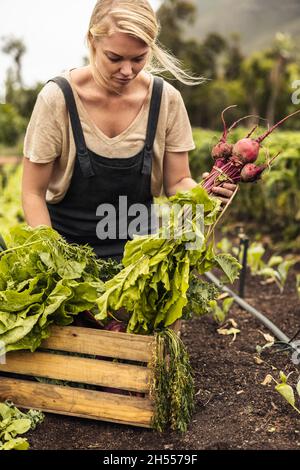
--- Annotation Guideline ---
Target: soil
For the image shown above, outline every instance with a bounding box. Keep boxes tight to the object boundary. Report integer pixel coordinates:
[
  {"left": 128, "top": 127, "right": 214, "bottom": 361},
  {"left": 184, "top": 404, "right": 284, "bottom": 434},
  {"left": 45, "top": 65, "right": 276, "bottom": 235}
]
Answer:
[{"left": 25, "top": 268, "right": 300, "bottom": 450}]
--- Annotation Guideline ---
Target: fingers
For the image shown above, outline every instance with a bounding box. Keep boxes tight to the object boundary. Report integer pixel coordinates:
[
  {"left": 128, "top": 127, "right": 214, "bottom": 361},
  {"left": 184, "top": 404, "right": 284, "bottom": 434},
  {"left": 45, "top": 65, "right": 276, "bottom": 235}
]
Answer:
[
  {"left": 218, "top": 197, "right": 229, "bottom": 207},
  {"left": 212, "top": 186, "right": 235, "bottom": 199},
  {"left": 222, "top": 183, "right": 237, "bottom": 191}
]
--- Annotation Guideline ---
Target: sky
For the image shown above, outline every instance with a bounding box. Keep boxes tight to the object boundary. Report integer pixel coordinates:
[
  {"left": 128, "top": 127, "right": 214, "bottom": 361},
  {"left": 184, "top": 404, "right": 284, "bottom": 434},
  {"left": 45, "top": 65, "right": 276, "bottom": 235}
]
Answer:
[{"left": 0, "top": 0, "right": 161, "bottom": 100}]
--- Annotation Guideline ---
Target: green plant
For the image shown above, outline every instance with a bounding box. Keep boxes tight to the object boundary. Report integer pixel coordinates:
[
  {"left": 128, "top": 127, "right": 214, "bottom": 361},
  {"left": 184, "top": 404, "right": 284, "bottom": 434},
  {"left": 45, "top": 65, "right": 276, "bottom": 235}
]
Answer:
[
  {"left": 217, "top": 237, "right": 297, "bottom": 292},
  {"left": 0, "top": 224, "right": 105, "bottom": 352},
  {"left": 209, "top": 295, "right": 234, "bottom": 323},
  {"left": 0, "top": 164, "right": 24, "bottom": 239},
  {"left": 0, "top": 401, "right": 44, "bottom": 450},
  {"left": 0, "top": 104, "right": 26, "bottom": 146},
  {"left": 268, "top": 371, "right": 300, "bottom": 415},
  {"left": 95, "top": 185, "right": 241, "bottom": 333}
]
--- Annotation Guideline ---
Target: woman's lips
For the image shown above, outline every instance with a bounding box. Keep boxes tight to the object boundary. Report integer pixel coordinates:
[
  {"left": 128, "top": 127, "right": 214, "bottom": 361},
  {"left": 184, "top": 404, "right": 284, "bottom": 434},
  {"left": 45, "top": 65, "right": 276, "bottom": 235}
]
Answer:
[{"left": 114, "top": 77, "right": 132, "bottom": 83}]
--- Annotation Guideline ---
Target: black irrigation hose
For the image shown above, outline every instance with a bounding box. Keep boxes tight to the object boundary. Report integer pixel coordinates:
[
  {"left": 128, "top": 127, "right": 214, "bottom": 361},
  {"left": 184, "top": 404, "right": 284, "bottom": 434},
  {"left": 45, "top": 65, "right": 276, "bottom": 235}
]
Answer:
[
  {"left": 0, "top": 233, "right": 7, "bottom": 252},
  {"left": 205, "top": 271, "right": 298, "bottom": 352}
]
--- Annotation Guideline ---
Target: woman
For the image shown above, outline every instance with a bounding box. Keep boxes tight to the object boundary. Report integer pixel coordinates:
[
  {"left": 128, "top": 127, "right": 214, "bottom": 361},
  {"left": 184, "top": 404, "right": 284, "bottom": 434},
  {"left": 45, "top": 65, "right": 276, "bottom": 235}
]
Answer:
[{"left": 22, "top": 0, "right": 236, "bottom": 262}]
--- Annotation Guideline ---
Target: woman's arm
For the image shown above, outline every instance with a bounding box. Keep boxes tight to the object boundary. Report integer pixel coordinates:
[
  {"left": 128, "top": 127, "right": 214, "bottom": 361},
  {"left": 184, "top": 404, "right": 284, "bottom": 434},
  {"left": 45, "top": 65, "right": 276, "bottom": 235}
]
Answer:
[
  {"left": 163, "top": 150, "right": 197, "bottom": 197},
  {"left": 163, "top": 150, "right": 237, "bottom": 203},
  {"left": 22, "top": 158, "right": 54, "bottom": 227}
]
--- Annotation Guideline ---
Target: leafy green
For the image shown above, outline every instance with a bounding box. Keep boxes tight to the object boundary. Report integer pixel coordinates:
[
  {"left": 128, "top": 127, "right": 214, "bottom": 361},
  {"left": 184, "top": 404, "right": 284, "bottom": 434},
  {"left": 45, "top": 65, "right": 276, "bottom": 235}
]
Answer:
[
  {"left": 0, "top": 401, "right": 44, "bottom": 450},
  {"left": 95, "top": 185, "right": 241, "bottom": 333},
  {"left": 183, "top": 274, "right": 219, "bottom": 319},
  {"left": 0, "top": 224, "right": 104, "bottom": 352}
]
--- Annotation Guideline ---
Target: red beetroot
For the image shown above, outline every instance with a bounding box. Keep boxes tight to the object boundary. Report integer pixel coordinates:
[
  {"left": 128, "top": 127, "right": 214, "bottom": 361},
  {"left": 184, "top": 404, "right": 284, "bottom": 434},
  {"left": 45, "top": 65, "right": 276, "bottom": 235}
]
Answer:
[
  {"left": 211, "top": 106, "right": 259, "bottom": 161},
  {"left": 211, "top": 105, "right": 236, "bottom": 160},
  {"left": 232, "top": 138, "right": 260, "bottom": 164},
  {"left": 232, "top": 109, "right": 300, "bottom": 164},
  {"left": 240, "top": 163, "right": 266, "bottom": 182},
  {"left": 211, "top": 141, "right": 233, "bottom": 160},
  {"left": 202, "top": 108, "right": 300, "bottom": 196},
  {"left": 104, "top": 319, "right": 127, "bottom": 332}
]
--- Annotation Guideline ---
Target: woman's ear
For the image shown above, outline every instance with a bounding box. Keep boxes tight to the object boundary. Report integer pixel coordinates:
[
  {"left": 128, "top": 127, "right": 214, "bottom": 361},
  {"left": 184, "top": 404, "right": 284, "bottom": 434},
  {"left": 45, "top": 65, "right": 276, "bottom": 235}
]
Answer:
[{"left": 88, "top": 32, "right": 96, "bottom": 49}]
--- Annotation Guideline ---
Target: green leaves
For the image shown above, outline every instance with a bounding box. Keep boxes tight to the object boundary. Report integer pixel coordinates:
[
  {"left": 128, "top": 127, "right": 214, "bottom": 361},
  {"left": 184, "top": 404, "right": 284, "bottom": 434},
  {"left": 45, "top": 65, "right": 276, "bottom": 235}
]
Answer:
[
  {"left": 0, "top": 402, "right": 44, "bottom": 450},
  {"left": 0, "top": 224, "right": 104, "bottom": 352},
  {"left": 267, "top": 371, "right": 300, "bottom": 415},
  {"left": 95, "top": 186, "right": 240, "bottom": 334},
  {"left": 209, "top": 296, "right": 234, "bottom": 323},
  {"left": 214, "top": 253, "right": 242, "bottom": 283},
  {"left": 275, "top": 380, "right": 300, "bottom": 414},
  {"left": 183, "top": 274, "right": 219, "bottom": 319}
]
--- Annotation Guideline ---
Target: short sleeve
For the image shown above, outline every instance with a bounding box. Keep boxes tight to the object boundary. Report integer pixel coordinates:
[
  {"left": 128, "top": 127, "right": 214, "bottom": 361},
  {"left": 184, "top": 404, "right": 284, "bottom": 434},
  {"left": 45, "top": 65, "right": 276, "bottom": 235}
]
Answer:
[
  {"left": 165, "top": 89, "right": 196, "bottom": 152},
  {"left": 23, "top": 93, "right": 62, "bottom": 163}
]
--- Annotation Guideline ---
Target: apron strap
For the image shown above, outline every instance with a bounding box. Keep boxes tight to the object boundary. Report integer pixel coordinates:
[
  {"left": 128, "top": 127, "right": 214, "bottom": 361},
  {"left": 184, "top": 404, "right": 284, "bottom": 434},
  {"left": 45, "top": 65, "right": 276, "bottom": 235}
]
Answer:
[
  {"left": 141, "top": 76, "right": 164, "bottom": 175},
  {"left": 48, "top": 75, "right": 164, "bottom": 177},
  {"left": 47, "top": 77, "right": 95, "bottom": 178}
]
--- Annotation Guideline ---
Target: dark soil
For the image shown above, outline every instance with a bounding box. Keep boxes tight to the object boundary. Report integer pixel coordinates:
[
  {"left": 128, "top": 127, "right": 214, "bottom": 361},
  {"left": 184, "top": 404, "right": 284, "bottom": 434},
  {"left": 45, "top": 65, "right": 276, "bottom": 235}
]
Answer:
[{"left": 26, "top": 269, "right": 300, "bottom": 450}]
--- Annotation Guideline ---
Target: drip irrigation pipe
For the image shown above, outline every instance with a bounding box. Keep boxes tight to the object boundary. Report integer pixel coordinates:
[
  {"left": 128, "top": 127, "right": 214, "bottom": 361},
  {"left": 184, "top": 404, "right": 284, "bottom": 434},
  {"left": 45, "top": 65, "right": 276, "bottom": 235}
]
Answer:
[{"left": 205, "top": 271, "right": 298, "bottom": 351}]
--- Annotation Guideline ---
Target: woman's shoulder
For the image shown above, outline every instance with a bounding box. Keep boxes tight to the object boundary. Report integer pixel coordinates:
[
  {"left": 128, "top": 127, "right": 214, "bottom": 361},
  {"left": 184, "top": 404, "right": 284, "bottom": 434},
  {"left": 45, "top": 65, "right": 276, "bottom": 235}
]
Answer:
[
  {"left": 35, "top": 70, "right": 74, "bottom": 121},
  {"left": 38, "top": 70, "right": 72, "bottom": 107},
  {"left": 156, "top": 76, "right": 182, "bottom": 109}
]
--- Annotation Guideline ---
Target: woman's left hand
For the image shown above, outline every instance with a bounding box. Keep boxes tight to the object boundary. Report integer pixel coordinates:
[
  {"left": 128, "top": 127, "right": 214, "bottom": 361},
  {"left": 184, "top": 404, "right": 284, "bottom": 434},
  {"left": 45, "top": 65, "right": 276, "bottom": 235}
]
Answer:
[{"left": 202, "top": 172, "right": 238, "bottom": 206}]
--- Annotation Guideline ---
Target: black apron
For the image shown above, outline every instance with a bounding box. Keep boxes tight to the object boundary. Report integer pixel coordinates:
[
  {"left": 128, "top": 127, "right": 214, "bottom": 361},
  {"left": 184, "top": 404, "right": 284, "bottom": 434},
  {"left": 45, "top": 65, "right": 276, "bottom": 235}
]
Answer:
[{"left": 46, "top": 76, "right": 163, "bottom": 261}]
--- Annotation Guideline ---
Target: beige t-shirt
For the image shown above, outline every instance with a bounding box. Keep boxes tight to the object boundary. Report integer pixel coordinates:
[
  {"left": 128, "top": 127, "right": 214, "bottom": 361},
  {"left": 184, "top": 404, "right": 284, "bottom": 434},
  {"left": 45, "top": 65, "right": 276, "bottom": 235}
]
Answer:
[{"left": 23, "top": 69, "right": 196, "bottom": 203}]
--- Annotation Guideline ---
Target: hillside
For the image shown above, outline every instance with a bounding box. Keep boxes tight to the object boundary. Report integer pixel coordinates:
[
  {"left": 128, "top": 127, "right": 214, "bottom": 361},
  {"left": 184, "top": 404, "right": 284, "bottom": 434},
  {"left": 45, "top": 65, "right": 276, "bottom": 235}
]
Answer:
[{"left": 185, "top": 0, "right": 300, "bottom": 54}]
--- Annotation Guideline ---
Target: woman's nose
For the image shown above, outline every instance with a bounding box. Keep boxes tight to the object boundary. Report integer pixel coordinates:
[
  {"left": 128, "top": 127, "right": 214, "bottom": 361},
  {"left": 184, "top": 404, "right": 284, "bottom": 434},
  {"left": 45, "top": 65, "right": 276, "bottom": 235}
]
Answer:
[{"left": 120, "top": 61, "right": 133, "bottom": 76}]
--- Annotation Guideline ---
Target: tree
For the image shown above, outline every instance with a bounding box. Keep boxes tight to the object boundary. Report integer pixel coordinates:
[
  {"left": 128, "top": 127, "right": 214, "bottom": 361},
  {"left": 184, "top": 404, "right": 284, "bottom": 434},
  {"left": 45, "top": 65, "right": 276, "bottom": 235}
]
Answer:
[
  {"left": 224, "top": 33, "right": 244, "bottom": 81},
  {"left": 1, "top": 35, "right": 42, "bottom": 120},
  {"left": 266, "top": 33, "right": 294, "bottom": 126},
  {"left": 157, "top": 0, "right": 197, "bottom": 56},
  {"left": 1, "top": 36, "right": 26, "bottom": 87}
]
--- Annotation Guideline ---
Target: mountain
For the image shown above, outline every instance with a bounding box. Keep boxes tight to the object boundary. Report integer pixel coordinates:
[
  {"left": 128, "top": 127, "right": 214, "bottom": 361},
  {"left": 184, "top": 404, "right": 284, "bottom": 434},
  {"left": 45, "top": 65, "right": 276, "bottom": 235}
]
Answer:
[{"left": 184, "top": 0, "right": 300, "bottom": 54}]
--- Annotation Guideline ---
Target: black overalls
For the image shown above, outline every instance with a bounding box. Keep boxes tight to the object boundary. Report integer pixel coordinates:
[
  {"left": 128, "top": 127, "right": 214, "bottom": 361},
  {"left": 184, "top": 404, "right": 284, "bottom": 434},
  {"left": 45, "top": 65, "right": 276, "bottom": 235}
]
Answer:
[{"left": 46, "top": 76, "right": 163, "bottom": 261}]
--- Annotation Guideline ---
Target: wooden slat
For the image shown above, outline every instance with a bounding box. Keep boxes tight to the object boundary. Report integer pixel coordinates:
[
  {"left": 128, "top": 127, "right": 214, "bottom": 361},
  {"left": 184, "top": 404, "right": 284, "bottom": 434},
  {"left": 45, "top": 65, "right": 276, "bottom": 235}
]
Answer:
[
  {"left": 41, "top": 326, "right": 154, "bottom": 362},
  {"left": 0, "top": 378, "right": 153, "bottom": 427},
  {"left": 0, "top": 351, "right": 151, "bottom": 392}
]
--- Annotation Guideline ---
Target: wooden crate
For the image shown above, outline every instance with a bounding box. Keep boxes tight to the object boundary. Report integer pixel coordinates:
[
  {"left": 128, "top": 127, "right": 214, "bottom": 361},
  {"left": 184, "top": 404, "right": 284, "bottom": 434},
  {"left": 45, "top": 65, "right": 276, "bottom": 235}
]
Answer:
[{"left": 0, "top": 325, "right": 159, "bottom": 428}]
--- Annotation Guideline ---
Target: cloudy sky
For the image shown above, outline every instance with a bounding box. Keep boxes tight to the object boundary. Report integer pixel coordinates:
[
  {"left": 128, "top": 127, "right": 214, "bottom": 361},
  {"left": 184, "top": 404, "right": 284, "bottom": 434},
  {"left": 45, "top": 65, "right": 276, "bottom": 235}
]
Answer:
[{"left": 0, "top": 0, "right": 161, "bottom": 98}]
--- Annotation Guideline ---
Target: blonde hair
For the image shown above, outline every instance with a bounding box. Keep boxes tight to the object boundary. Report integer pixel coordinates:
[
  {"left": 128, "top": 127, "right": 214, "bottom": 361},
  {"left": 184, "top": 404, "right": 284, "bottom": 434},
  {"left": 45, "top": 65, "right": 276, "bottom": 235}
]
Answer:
[{"left": 86, "top": 0, "right": 204, "bottom": 94}]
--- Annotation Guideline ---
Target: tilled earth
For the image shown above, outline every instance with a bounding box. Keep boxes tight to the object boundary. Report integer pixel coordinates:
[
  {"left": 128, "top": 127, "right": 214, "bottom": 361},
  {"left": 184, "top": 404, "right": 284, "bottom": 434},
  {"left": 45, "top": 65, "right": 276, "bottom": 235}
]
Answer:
[{"left": 26, "top": 269, "right": 300, "bottom": 450}]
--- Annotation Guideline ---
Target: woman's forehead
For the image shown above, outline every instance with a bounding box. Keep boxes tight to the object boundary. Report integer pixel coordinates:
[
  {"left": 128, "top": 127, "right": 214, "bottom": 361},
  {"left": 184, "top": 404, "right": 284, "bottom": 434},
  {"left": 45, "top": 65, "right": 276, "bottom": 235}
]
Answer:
[{"left": 99, "top": 32, "right": 149, "bottom": 55}]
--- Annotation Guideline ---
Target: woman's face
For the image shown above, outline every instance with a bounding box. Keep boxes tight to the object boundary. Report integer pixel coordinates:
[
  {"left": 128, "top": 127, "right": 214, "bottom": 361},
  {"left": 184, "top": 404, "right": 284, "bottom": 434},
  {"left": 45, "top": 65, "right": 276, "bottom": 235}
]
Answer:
[{"left": 93, "top": 32, "right": 150, "bottom": 88}]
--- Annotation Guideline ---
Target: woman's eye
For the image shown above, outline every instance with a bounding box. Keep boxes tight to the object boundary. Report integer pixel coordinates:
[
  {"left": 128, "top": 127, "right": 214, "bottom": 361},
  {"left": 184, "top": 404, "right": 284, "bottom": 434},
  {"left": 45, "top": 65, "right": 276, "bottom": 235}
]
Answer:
[{"left": 107, "top": 57, "right": 144, "bottom": 63}]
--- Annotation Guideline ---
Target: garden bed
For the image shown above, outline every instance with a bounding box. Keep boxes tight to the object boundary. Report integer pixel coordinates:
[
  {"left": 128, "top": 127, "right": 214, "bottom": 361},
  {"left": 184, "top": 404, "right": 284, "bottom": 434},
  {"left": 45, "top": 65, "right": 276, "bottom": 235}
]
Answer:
[{"left": 21, "top": 268, "right": 300, "bottom": 450}]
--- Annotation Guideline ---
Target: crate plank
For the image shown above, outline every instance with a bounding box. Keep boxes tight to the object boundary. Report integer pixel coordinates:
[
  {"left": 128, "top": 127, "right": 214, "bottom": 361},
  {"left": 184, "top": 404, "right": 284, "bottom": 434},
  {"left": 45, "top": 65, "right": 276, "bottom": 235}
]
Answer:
[
  {"left": 0, "top": 378, "right": 153, "bottom": 427},
  {"left": 0, "top": 351, "right": 151, "bottom": 392},
  {"left": 41, "top": 326, "right": 154, "bottom": 362}
]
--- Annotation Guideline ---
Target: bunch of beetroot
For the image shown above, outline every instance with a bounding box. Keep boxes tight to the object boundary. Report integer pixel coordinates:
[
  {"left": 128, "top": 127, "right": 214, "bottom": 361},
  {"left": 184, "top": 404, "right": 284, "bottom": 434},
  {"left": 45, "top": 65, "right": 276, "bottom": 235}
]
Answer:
[{"left": 202, "top": 106, "right": 300, "bottom": 194}]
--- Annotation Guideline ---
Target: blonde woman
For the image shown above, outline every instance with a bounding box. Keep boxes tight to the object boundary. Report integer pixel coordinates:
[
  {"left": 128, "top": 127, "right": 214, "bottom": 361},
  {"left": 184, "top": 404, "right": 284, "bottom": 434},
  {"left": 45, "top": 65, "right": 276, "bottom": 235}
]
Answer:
[{"left": 22, "top": 0, "right": 236, "bottom": 261}]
